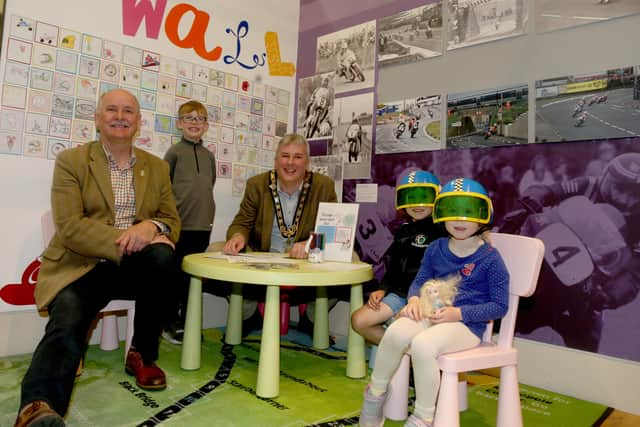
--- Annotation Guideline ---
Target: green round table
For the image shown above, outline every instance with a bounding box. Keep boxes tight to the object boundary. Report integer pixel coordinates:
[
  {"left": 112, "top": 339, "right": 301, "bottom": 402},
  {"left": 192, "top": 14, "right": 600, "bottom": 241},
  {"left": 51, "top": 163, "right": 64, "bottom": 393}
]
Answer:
[{"left": 180, "top": 251, "right": 373, "bottom": 398}]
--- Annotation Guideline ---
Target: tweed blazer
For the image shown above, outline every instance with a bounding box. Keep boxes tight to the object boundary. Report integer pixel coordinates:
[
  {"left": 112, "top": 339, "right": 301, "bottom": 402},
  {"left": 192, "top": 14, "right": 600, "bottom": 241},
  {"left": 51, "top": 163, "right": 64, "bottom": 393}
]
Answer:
[
  {"left": 226, "top": 171, "right": 337, "bottom": 252},
  {"left": 36, "top": 141, "right": 181, "bottom": 309}
]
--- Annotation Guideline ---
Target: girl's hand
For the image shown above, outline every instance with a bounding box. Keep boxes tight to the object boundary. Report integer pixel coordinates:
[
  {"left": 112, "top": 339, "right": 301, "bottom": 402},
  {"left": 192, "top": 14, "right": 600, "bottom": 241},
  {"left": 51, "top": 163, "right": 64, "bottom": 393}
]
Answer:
[
  {"left": 399, "top": 297, "right": 423, "bottom": 321},
  {"left": 429, "top": 306, "right": 462, "bottom": 324},
  {"left": 366, "top": 290, "right": 385, "bottom": 311}
]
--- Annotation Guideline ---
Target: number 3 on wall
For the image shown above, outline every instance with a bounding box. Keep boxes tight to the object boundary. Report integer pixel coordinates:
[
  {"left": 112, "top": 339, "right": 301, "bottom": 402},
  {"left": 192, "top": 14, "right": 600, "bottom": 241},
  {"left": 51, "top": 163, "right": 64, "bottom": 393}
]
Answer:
[{"left": 356, "top": 210, "right": 393, "bottom": 264}]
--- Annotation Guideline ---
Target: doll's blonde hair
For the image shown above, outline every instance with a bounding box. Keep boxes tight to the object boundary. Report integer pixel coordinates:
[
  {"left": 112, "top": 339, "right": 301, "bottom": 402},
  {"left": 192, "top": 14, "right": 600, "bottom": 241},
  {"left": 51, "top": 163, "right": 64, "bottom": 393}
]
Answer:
[{"left": 419, "top": 275, "right": 460, "bottom": 315}]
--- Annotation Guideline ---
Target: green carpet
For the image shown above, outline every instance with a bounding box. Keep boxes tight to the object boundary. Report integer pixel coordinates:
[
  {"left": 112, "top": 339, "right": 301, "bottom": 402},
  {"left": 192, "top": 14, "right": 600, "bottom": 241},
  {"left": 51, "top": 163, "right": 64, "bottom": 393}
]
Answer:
[{"left": 0, "top": 329, "right": 610, "bottom": 426}]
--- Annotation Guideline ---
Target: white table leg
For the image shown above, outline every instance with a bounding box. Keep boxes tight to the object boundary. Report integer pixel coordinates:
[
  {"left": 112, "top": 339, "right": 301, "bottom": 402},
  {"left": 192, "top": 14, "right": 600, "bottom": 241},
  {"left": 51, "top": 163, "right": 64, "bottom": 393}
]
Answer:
[
  {"left": 225, "top": 283, "right": 243, "bottom": 345},
  {"left": 313, "top": 286, "right": 329, "bottom": 349},
  {"left": 257, "top": 284, "right": 280, "bottom": 398},
  {"left": 347, "top": 283, "right": 366, "bottom": 378},
  {"left": 181, "top": 276, "right": 202, "bottom": 370}
]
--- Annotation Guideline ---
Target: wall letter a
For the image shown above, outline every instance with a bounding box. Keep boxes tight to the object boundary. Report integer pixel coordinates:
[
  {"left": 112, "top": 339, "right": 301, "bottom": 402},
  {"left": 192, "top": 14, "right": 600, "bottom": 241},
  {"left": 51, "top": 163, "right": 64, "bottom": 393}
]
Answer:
[
  {"left": 165, "top": 4, "right": 222, "bottom": 61},
  {"left": 122, "top": 0, "right": 168, "bottom": 39}
]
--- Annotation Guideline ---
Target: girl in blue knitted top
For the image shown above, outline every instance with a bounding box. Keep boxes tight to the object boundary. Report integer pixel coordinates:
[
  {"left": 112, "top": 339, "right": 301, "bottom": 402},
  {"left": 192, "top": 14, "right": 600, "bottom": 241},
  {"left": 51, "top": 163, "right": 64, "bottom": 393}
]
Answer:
[{"left": 358, "top": 178, "right": 510, "bottom": 427}]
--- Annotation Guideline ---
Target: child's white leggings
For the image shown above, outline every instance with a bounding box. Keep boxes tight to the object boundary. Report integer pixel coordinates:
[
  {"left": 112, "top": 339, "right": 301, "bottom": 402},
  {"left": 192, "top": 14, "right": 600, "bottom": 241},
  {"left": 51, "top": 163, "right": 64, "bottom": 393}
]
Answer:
[{"left": 370, "top": 317, "right": 480, "bottom": 420}]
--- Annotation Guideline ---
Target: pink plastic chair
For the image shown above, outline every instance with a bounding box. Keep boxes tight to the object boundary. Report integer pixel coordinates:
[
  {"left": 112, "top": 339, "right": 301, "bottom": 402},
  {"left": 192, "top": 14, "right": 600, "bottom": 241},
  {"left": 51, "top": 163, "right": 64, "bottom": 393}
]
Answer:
[
  {"left": 383, "top": 233, "right": 545, "bottom": 426},
  {"left": 41, "top": 210, "right": 134, "bottom": 361}
]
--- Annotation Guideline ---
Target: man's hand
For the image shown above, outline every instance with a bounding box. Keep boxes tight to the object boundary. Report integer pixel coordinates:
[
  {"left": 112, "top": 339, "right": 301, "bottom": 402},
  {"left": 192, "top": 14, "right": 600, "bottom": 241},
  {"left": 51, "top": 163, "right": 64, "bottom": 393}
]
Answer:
[
  {"left": 223, "top": 234, "right": 246, "bottom": 255},
  {"left": 428, "top": 306, "right": 462, "bottom": 324},
  {"left": 399, "top": 297, "right": 423, "bottom": 321},
  {"left": 116, "top": 221, "right": 158, "bottom": 256},
  {"left": 289, "top": 241, "right": 308, "bottom": 259},
  {"left": 366, "top": 290, "right": 385, "bottom": 311}
]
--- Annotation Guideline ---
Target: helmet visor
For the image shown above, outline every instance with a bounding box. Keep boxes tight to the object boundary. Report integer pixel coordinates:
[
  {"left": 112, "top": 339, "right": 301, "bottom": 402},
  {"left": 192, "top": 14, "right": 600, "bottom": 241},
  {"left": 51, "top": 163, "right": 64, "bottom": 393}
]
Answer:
[
  {"left": 433, "top": 194, "right": 491, "bottom": 224},
  {"left": 396, "top": 185, "right": 437, "bottom": 209}
]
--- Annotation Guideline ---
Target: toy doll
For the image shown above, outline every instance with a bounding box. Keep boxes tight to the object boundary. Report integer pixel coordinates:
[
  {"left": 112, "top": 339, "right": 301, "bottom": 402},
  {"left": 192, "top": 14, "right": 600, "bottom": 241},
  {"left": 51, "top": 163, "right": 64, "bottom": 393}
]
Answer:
[{"left": 419, "top": 276, "right": 459, "bottom": 317}]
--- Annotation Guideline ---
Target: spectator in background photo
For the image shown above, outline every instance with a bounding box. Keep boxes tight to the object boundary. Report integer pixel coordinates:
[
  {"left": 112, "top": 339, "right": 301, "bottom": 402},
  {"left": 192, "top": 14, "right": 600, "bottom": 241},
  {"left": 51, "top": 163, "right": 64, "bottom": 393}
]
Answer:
[
  {"left": 518, "top": 153, "right": 555, "bottom": 196},
  {"left": 493, "top": 164, "right": 518, "bottom": 218},
  {"left": 584, "top": 141, "right": 617, "bottom": 177}
]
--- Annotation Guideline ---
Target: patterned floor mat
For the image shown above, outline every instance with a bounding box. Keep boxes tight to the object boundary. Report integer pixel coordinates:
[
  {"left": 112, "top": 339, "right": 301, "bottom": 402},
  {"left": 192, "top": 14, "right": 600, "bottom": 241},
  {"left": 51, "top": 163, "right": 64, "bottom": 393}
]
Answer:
[{"left": 0, "top": 328, "right": 613, "bottom": 426}]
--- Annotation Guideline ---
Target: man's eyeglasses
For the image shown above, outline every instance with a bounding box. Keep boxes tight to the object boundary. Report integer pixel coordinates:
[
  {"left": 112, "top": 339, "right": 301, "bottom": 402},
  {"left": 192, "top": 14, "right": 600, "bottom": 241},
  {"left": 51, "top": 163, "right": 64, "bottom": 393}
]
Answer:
[{"left": 180, "top": 116, "right": 207, "bottom": 123}]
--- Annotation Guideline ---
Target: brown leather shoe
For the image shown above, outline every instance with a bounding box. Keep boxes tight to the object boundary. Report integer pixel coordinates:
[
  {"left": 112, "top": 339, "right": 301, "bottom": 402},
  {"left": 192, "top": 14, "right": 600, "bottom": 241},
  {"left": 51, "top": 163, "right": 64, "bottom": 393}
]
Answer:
[
  {"left": 14, "top": 400, "right": 65, "bottom": 427},
  {"left": 125, "top": 350, "right": 166, "bottom": 390}
]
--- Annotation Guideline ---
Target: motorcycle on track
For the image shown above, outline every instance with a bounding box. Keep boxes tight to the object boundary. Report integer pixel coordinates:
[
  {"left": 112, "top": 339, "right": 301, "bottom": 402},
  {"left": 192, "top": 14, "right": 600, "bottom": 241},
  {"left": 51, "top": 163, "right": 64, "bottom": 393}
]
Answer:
[
  {"left": 393, "top": 121, "right": 406, "bottom": 139},
  {"left": 572, "top": 104, "right": 583, "bottom": 118},
  {"left": 337, "top": 49, "right": 365, "bottom": 83},
  {"left": 410, "top": 119, "right": 419, "bottom": 138}
]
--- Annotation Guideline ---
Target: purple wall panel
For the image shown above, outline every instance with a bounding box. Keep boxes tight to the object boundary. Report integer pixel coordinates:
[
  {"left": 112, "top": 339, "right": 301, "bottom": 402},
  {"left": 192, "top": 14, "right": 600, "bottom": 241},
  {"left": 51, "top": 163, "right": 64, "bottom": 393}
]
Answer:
[{"left": 299, "top": 1, "right": 640, "bottom": 362}]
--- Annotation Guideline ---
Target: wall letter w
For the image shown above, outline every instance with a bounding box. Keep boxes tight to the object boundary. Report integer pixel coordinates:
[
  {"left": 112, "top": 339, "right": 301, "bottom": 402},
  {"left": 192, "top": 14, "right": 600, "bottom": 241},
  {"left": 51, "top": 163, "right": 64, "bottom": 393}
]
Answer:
[{"left": 122, "top": 0, "right": 168, "bottom": 39}]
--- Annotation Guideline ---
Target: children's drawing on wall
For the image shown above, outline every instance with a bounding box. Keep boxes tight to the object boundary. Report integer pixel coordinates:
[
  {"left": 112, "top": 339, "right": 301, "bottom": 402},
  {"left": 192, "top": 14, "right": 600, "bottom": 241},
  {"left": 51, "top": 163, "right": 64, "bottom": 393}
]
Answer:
[
  {"left": 377, "top": 1, "right": 443, "bottom": 69},
  {"left": 46, "top": 137, "right": 68, "bottom": 159},
  {"left": 331, "top": 92, "right": 373, "bottom": 180},
  {"left": 296, "top": 73, "right": 335, "bottom": 140},
  {"left": 0, "top": 13, "right": 291, "bottom": 184},
  {"left": 310, "top": 154, "right": 343, "bottom": 201},
  {"left": 0, "top": 131, "right": 21, "bottom": 154},
  {"left": 22, "top": 134, "right": 46, "bottom": 158},
  {"left": 536, "top": 0, "right": 640, "bottom": 34},
  {"left": 375, "top": 95, "right": 442, "bottom": 154},
  {"left": 2, "top": 83, "right": 26, "bottom": 109},
  {"left": 446, "top": 83, "right": 528, "bottom": 149},
  {"left": 447, "top": 0, "right": 528, "bottom": 51},
  {"left": 315, "top": 20, "right": 376, "bottom": 95},
  {"left": 0, "top": 108, "right": 24, "bottom": 132},
  {"left": 4, "top": 60, "right": 30, "bottom": 86},
  {"left": 535, "top": 65, "right": 640, "bottom": 144}
]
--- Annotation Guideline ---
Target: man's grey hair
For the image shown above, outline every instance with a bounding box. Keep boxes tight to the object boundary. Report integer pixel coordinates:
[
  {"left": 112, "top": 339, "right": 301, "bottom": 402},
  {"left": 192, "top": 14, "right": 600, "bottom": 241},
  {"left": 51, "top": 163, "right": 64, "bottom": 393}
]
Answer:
[
  {"left": 277, "top": 133, "right": 310, "bottom": 158},
  {"left": 96, "top": 89, "right": 141, "bottom": 114}
]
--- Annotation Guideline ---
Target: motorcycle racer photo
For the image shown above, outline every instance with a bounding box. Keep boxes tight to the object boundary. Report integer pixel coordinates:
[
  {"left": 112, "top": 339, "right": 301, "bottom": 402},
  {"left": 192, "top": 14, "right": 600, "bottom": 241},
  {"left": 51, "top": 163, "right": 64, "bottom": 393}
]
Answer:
[
  {"left": 499, "top": 151, "right": 640, "bottom": 353},
  {"left": 314, "top": 21, "right": 376, "bottom": 96},
  {"left": 336, "top": 40, "right": 365, "bottom": 82},
  {"left": 394, "top": 116, "right": 407, "bottom": 139},
  {"left": 296, "top": 73, "right": 335, "bottom": 140},
  {"left": 304, "top": 76, "right": 331, "bottom": 138},
  {"left": 346, "top": 114, "right": 363, "bottom": 163}
]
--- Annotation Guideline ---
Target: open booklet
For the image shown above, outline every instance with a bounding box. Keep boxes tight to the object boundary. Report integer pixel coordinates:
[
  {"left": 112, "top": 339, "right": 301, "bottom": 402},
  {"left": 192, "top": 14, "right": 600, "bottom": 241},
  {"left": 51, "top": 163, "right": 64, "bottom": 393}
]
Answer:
[{"left": 314, "top": 202, "right": 359, "bottom": 262}]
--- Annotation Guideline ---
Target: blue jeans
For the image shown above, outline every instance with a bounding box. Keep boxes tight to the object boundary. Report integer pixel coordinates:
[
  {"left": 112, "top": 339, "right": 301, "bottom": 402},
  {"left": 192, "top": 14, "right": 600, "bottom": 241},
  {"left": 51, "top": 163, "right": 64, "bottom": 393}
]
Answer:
[
  {"left": 20, "top": 243, "right": 178, "bottom": 416},
  {"left": 381, "top": 292, "right": 407, "bottom": 318}
]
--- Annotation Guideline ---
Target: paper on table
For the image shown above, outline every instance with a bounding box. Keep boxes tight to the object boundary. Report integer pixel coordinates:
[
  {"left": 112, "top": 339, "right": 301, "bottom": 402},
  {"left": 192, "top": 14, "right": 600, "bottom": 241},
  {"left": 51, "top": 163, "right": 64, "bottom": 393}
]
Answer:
[
  {"left": 205, "top": 252, "right": 297, "bottom": 265},
  {"left": 308, "top": 262, "right": 366, "bottom": 271}
]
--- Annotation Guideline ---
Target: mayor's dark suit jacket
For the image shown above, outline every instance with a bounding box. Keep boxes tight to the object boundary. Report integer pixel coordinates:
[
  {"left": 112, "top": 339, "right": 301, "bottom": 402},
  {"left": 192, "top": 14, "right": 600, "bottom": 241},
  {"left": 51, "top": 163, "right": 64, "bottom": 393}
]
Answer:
[
  {"left": 226, "top": 171, "right": 337, "bottom": 251},
  {"left": 36, "top": 140, "right": 181, "bottom": 309}
]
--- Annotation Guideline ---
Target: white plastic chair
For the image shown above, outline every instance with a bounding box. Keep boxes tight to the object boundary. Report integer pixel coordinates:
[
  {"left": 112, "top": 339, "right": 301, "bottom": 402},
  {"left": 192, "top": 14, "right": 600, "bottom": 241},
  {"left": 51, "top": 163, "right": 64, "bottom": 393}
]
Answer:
[
  {"left": 383, "top": 233, "right": 545, "bottom": 426},
  {"left": 41, "top": 210, "right": 134, "bottom": 362}
]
